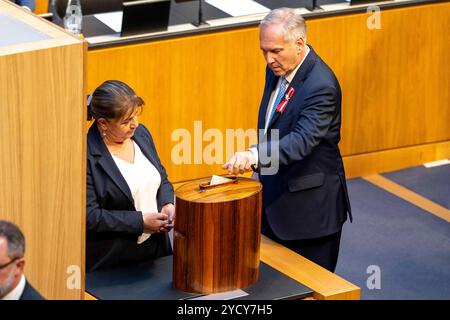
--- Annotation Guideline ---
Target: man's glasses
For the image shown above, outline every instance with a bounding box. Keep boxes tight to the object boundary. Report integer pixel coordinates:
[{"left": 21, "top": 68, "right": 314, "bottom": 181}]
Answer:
[{"left": 0, "top": 257, "right": 19, "bottom": 270}]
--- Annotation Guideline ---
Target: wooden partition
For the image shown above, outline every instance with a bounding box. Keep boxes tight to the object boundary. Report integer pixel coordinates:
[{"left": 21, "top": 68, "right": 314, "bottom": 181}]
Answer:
[
  {"left": 87, "top": 1, "right": 450, "bottom": 182},
  {"left": 88, "top": 28, "right": 265, "bottom": 182},
  {"left": 35, "top": 0, "right": 48, "bottom": 14},
  {"left": 306, "top": 3, "right": 450, "bottom": 176},
  {"left": 0, "top": 0, "right": 86, "bottom": 299}
]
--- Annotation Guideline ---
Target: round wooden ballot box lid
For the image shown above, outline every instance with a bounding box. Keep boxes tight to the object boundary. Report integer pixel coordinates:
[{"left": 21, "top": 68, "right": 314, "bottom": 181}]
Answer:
[{"left": 173, "top": 176, "right": 262, "bottom": 294}]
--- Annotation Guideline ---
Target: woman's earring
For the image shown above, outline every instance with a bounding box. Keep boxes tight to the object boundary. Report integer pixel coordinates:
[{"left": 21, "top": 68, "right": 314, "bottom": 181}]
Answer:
[{"left": 102, "top": 131, "right": 107, "bottom": 138}]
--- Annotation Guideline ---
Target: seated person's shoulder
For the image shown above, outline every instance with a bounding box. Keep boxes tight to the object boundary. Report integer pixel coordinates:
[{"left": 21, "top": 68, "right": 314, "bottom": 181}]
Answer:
[{"left": 20, "top": 281, "right": 45, "bottom": 300}]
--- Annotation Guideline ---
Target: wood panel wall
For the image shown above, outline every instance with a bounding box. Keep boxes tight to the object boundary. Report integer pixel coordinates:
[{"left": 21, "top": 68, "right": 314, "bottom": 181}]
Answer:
[
  {"left": 35, "top": 0, "right": 48, "bottom": 14},
  {"left": 88, "top": 29, "right": 266, "bottom": 181},
  {"left": 87, "top": 2, "right": 450, "bottom": 182},
  {"left": 307, "top": 4, "right": 450, "bottom": 156},
  {"left": 0, "top": 0, "right": 86, "bottom": 299}
]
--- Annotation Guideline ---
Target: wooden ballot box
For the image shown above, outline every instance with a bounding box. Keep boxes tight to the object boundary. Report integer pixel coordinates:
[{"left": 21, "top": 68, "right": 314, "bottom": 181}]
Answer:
[{"left": 173, "top": 176, "right": 262, "bottom": 294}]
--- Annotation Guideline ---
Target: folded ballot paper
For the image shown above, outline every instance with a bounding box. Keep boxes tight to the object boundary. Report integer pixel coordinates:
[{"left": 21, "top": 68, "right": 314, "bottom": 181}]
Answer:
[{"left": 210, "top": 174, "right": 234, "bottom": 186}]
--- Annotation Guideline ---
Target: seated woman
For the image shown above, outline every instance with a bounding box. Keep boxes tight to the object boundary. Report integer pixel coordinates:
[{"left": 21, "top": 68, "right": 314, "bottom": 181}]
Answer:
[{"left": 86, "top": 80, "right": 175, "bottom": 272}]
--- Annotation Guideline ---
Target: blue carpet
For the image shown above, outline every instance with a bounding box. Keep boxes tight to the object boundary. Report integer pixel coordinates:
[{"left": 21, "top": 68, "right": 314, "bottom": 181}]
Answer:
[
  {"left": 382, "top": 164, "right": 450, "bottom": 209},
  {"left": 335, "top": 178, "right": 450, "bottom": 300}
]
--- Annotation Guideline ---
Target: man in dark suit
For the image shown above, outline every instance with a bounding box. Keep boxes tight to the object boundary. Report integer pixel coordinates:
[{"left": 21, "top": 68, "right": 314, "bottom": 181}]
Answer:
[
  {"left": 224, "top": 8, "right": 352, "bottom": 272},
  {"left": 0, "top": 220, "right": 44, "bottom": 300}
]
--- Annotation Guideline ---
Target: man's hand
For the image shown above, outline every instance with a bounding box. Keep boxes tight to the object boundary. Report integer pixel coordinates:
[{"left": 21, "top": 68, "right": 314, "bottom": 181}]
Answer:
[{"left": 222, "top": 151, "right": 256, "bottom": 175}]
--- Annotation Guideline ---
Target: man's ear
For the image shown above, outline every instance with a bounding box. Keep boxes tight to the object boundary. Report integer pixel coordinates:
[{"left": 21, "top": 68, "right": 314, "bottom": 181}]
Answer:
[
  {"left": 15, "top": 257, "right": 25, "bottom": 274},
  {"left": 296, "top": 37, "right": 305, "bottom": 53}
]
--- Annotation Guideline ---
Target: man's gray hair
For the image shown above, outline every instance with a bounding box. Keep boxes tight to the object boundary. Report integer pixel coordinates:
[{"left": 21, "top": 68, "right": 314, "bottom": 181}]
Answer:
[
  {"left": 0, "top": 220, "right": 25, "bottom": 259},
  {"left": 260, "top": 8, "right": 307, "bottom": 43}
]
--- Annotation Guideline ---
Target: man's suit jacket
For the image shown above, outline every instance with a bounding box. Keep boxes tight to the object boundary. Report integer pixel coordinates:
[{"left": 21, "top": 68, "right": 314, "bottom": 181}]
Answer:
[
  {"left": 256, "top": 46, "right": 352, "bottom": 241},
  {"left": 19, "top": 280, "right": 45, "bottom": 300},
  {"left": 86, "top": 123, "right": 174, "bottom": 271}
]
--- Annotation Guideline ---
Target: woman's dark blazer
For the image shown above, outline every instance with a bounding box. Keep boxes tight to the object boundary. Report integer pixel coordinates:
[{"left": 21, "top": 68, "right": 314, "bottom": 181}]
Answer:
[{"left": 86, "top": 123, "right": 174, "bottom": 271}]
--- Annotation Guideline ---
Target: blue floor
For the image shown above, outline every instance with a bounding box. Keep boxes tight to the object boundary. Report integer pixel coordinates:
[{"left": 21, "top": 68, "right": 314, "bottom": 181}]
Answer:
[
  {"left": 383, "top": 164, "right": 450, "bottom": 209},
  {"left": 335, "top": 174, "right": 450, "bottom": 300}
]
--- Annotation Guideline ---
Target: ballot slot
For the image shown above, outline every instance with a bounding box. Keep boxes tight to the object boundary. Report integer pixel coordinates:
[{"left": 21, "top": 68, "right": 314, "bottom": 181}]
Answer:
[{"left": 199, "top": 175, "right": 238, "bottom": 190}]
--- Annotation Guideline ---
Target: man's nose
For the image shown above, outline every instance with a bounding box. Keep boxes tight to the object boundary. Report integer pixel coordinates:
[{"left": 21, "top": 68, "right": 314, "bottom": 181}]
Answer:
[{"left": 266, "top": 53, "right": 275, "bottom": 64}]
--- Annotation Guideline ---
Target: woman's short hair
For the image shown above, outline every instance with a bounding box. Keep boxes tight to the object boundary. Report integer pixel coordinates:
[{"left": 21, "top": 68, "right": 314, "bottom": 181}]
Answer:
[
  {"left": 87, "top": 80, "right": 144, "bottom": 121},
  {"left": 260, "top": 8, "right": 307, "bottom": 43}
]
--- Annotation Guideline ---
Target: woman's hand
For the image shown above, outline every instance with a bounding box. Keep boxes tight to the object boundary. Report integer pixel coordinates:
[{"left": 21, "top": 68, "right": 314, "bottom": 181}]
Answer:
[
  {"left": 142, "top": 212, "right": 169, "bottom": 233},
  {"left": 161, "top": 203, "right": 175, "bottom": 232}
]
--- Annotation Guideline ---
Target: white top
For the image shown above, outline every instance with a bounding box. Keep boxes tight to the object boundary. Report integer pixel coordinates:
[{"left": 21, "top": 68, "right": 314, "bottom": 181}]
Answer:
[
  {"left": 1, "top": 274, "right": 26, "bottom": 300},
  {"left": 112, "top": 141, "right": 161, "bottom": 244}
]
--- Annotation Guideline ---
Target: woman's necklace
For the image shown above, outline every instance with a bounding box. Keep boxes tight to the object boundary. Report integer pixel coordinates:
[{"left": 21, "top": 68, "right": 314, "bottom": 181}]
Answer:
[{"left": 106, "top": 139, "right": 135, "bottom": 162}]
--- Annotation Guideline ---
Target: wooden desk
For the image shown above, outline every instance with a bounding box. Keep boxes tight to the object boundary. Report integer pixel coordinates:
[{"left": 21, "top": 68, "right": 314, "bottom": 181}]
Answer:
[
  {"left": 260, "top": 236, "right": 359, "bottom": 300},
  {"left": 83, "top": 235, "right": 359, "bottom": 300}
]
